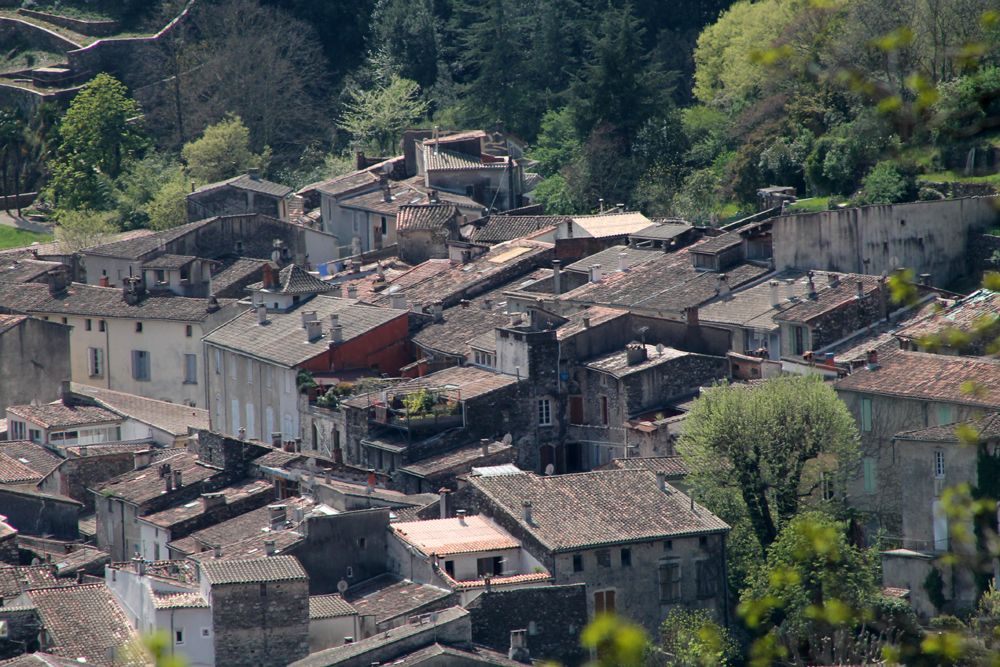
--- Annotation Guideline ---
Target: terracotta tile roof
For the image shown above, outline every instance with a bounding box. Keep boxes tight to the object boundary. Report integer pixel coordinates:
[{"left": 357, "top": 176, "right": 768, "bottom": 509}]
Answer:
[
  {"left": 253, "top": 449, "right": 305, "bottom": 469},
  {"left": 188, "top": 528, "right": 304, "bottom": 562},
  {"left": 834, "top": 349, "right": 1000, "bottom": 408},
  {"left": 691, "top": 232, "right": 741, "bottom": 254},
  {"left": 0, "top": 229, "right": 155, "bottom": 261},
  {"left": 0, "top": 281, "right": 232, "bottom": 322},
  {"left": 0, "top": 442, "right": 63, "bottom": 480},
  {"left": 564, "top": 245, "right": 661, "bottom": 274},
  {"left": 895, "top": 289, "right": 1000, "bottom": 342},
  {"left": 0, "top": 453, "right": 45, "bottom": 484},
  {"left": 339, "top": 182, "right": 428, "bottom": 215},
  {"left": 774, "top": 274, "right": 882, "bottom": 324},
  {"left": 393, "top": 515, "right": 520, "bottom": 556},
  {"left": 69, "top": 383, "right": 208, "bottom": 437},
  {"left": 204, "top": 295, "right": 405, "bottom": 368},
  {"left": 27, "top": 583, "right": 140, "bottom": 666},
  {"left": 140, "top": 479, "right": 273, "bottom": 528},
  {"left": 630, "top": 221, "right": 692, "bottom": 241},
  {"left": 423, "top": 146, "right": 502, "bottom": 171},
  {"left": 200, "top": 555, "right": 307, "bottom": 584},
  {"left": 343, "top": 366, "right": 518, "bottom": 409},
  {"left": 410, "top": 284, "right": 513, "bottom": 358},
  {"left": 397, "top": 203, "right": 459, "bottom": 231},
  {"left": 606, "top": 456, "right": 689, "bottom": 478},
  {"left": 50, "top": 547, "right": 110, "bottom": 576},
  {"left": 309, "top": 594, "right": 357, "bottom": 619},
  {"left": 894, "top": 412, "right": 1000, "bottom": 442},
  {"left": 141, "top": 254, "right": 197, "bottom": 270},
  {"left": 0, "top": 653, "right": 99, "bottom": 667},
  {"left": 444, "top": 571, "right": 551, "bottom": 590},
  {"left": 247, "top": 264, "right": 333, "bottom": 294},
  {"left": 0, "top": 258, "right": 62, "bottom": 283},
  {"left": 0, "top": 565, "right": 62, "bottom": 597},
  {"left": 469, "top": 215, "right": 567, "bottom": 244},
  {"left": 397, "top": 440, "right": 512, "bottom": 479},
  {"left": 95, "top": 451, "right": 223, "bottom": 505},
  {"left": 152, "top": 591, "right": 209, "bottom": 609},
  {"left": 0, "top": 313, "right": 28, "bottom": 335},
  {"left": 6, "top": 403, "right": 120, "bottom": 430},
  {"left": 570, "top": 212, "right": 652, "bottom": 239},
  {"left": 469, "top": 469, "right": 729, "bottom": 552},
  {"left": 191, "top": 173, "right": 292, "bottom": 198},
  {"left": 167, "top": 496, "right": 317, "bottom": 555},
  {"left": 698, "top": 271, "right": 811, "bottom": 330},
  {"left": 343, "top": 574, "right": 452, "bottom": 623}
]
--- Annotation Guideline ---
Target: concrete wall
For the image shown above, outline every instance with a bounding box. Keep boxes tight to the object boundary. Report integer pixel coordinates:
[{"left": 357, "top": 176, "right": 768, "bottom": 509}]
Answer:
[
  {"left": 309, "top": 614, "right": 360, "bottom": 653},
  {"left": 206, "top": 348, "right": 299, "bottom": 440},
  {"left": 771, "top": 197, "right": 999, "bottom": 286},
  {"left": 0, "top": 488, "right": 80, "bottom": 539},
  {"left": 208, "top": 577, "right": 310, "bottom": 667},
  {"left": 0, "top": 317, "right": 70, "bottom": 414},
  {"left": 290, "top": 509, "right": 390, "bottom": 594}
]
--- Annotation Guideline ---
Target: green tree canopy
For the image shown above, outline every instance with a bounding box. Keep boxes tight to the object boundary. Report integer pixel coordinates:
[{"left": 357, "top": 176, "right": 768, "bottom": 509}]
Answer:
[
  {"left": 181, "top": 114, "right": 269, "bottom": 184},
  {"left": 339, "top": 75, "right": 429, "bottom": 156}
]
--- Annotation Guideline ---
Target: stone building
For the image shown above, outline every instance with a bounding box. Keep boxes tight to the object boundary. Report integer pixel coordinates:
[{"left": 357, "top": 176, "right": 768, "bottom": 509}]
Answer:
[
  {"left": 199, "top": 556, "right": 310, "bottom": 667},
  {"left": 464, "top": 468, "right": 730, "bottom": 633},
  {"left": 396, "top": 202, "right": 462, "bottom": 264},
  {"left": 0, "top": 314, "right": 70, "bottom": 414},
  {"left": 186, "top": 171, "right": 292, "bottom": 222}
]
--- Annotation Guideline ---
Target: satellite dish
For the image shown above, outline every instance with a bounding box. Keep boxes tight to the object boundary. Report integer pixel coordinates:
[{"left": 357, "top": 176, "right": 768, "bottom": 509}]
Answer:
[
  {"left": 501, "top": 433, "right": 512, "bottom": 446},
  {"left": 381, "top": 162, "right": 393, "bottom": 175},
  {"left": 337, "top": 579, "right": 349, "bottom": 594},
  {"left": 655, "top": 343, "right": 665, "bottom": 356}
]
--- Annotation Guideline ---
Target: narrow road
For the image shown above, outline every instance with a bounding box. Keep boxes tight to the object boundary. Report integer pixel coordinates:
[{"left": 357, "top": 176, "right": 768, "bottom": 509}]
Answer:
[{"left": 0, "top": 210, "right": 52, "bottom": 234}]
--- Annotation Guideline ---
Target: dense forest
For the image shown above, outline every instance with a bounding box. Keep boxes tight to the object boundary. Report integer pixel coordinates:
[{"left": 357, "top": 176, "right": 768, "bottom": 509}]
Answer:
[{"left": 1, "top": 0, "right": 999, "bottom": 236}]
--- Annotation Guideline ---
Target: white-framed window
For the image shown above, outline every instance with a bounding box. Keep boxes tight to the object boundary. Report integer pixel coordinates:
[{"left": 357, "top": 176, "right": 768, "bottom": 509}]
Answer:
[
  {"left": 28, "top": 429, "right": 41, "bottom": 443},
  {"left": 473, "top": 350, "right": 495, "bottom": 368},
  {"left": 88, "top": 347, "right": 104, "bottom": 377},
  {"left": 934, "top": 450, "right": 945, "bottom": 479},
  {"left": 184, "top": 354, "right": 197, "bottom": 384},
  {"left": 537, "top": 398, "right": 552, "bottom": 426},
  {"left": 132, "top": 350, "right": 150, "bottom": 381}
]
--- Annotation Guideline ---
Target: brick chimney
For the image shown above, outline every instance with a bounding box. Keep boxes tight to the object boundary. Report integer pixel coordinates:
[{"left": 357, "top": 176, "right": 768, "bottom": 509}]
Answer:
[{"left": 262, "top": 264, "right": 275, "bottom": 290}]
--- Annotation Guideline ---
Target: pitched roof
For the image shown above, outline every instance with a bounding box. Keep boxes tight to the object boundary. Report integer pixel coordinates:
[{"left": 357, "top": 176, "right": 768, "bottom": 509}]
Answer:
[
  {"left": 606, "top": 456, "right": 689, "bottom": 478},
  {"left": 69, "top": 383, "right": 208, "bottom": 436},
  {"left": 209, "top": 257, "right": 272, "bottom": 297},
  {"left": 422, "top": 130, "right": 487, "bottom": 145},
  {"left": 691, "top": 232, "right": 741, "bottom": 254},
  {"left": 570, "top": 212, "right": 652, "bottom": 239},
  {"left": 152, "top": 591, "right": 210, "bottom": 609},
  {"left": 0, "top": 229, "right": 155, "bottom": 261},
  {"left": 0, "top": 281, "right": 230, "bottom": 322},
  {"left": 247, "top": 264, "right": 333, "bottom": 295},
  {"left": 698, "top": 271, "right": 811, "bottom": 330},
  {"left": 343, "top": 366, "right": 518, "bottom": 409},
  {"left": 0, "top": 653, "right": 99, "bottom": 667},
  {"left": 141, "top": 254, "right": 197, "bottom": 270},
  {"left": 396, "top": 204, "right": 459, "bottom": 231},
  {"left": 834, "top": 349, "right": 1000, "bottom": 408},
  {"left": 81, "top": 217, "right": 217, "bottom": 260},
  {"left": 894, "top": 289, "right": 1000, "bottom": 342},
  {"left": 140, "top": 479, "right": 273, "bottom": 528},
  {"left": 309, "top": 594, "right": 358, "bottom": 619},
  {"left": 393, "top": 515, "right": 520, "bottom": 556},
  {"left": 167, "top": 496, "right": 318, "bottom": 555},
  {"left": 6, "top": 402, "right": 120, "bottom": 429},
  {"left": 0, "top": 453, "right": 46, "bottom": 484},
  {"left": 343, "top": 574, "right": 452, "bottom": 623},
  {"left": 585, "top": 344, "right": 693, "bottom": 379},
  {"left": 0, "top": 313, "right": 27, "bottom": 335},
  {"left": 630, "top": 221, "right": 692, "bottom": 241},
  {"left": 0, "top": 258, "right": 62, "bottom": 283},
  {"left": 423, "top": 146, "right": 501, "bottom": 171},
  {"left": 564, "top": 245, "right": 661, "bottom": 274},
  {"left": 774, "top": 274, "right": 882, "bottom": 324},
  {"left": 397, "top": 440, "right": 512, "bottom": 479},
  {"left": 95, "top": 451, "right": 222, "bottom": 505},
  {"left": 0, "top": 564, "right": 62, "bottom": 597},
  {"left": 200, "top": 555, "right": 307, "bottom": 584},
  {"left": 27, "top": 583, "right": 139, "bottom": 666},
  {"left": 0, "top": 441, "right": 62, "bottom": 479},
  {"left": 191, "top": 173, "right": 292, "bottom": 198},
  {"left": 469, "top": 215, "right": 567, "bottom": 244},
  {"left": 410, "top": 284, "right": 514, "bottom": 358},
  {"left": 204, "top": 295, "right": 405, "bottom": 368},
  {"left": 470, "top": 469, "right": 729, "bottom": 552},
  {"left": 894, "top": 412, "right": 1000, "bottom": 442},
  {"left": 339, "top": 181, "right": 427, "bottom": 215}
]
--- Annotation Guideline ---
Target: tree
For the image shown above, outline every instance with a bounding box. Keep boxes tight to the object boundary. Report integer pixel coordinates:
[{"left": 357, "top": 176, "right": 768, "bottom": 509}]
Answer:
[
  {"left": 54, "top": 73, "right": 144, "bottom": 180},
  {"left": 181, "top": 115, "right": 269, "bottom": 184},
  {"left": 369, "top": 0, "right": 439, "bottom": 89},
  {"left": 144, "top": 170, "right": 189, "bottom": 231},
  {"left": 0, "top": 108, "right": 27, "bottom": 214},
  {"left": 529, "top": 107, "right": 582, "bottom": 178},
  {"left": 339, "top": 76, "right": 429, "bottom": 155},
  {"left": 649, "top": 608, "right": 738, "bottom": 667},
  {"left": 678, "top": 374, "right": 860, "bottom": 552},
  {"left": 55, "top": 209, "right": 118, "bottom": 252},
  {"left": 853, "top": 160, "right": 915, "bottom": 205}
]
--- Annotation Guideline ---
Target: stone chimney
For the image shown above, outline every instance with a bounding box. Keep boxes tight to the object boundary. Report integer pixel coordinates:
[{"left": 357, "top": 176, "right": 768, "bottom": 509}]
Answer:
[
  {"left": 856, "top": 279, "right": 865, "bottom": 300},
  {"left": 247, "top": 168, "right": 260, "bottom": 181},
  {"left": 380, "top": 175, "right": 392, "bottom": 203},
  {"left": 45, "top": 267, "right": 69, "bottom": 297},
  {"left": 456, "top": 509, "right": 467, "bottom": 526},
  {"left": 390, "top": 291, "right": 407, "bottom": 310},
  {"left": 256, "top": 305, "right": 268, "bottom": 325},
  {"left": 589, "top": 264, "right": 603, "bottom": 283},
  {"left": 264, "top": 539, "right": 276, "bottom": 556},
  {"left": 827, "top": 272, "right": 841, "bottom": 288},
  {"left": 271, "top": 432, "right": 282, "bottom": 448},
  {"left": 618, "top": 251, "right": 629, "bottom": 272},
  {"left": 202, "top": 492, "right": 226, "bottom": 510},
  {"left": 439, "top": 488, "right": 449, "bottom": 519},
  {"left": 306, "top": 319, "right": 323, "bottom": 341},
  {"left": 583, "top": 315, "right": 591, "bottom": 329},
  {"left": 508, "top": 629, "right": 531, "bottom": 664},
  {"left": 133, "top": 450, "right": 153, "bottom": 470},
  {"left": 551, "top": 260, "right": 562, "bottom": 295},
  {"left": 716, "top": 273, "right": 731, "bottom": 299},
  {"left": 430, "top": 301, "right": 444, "bottom": 323},
  {"left": 481, "top": 438, "right": 491, "bottom": 456},
  {"left": 656, "top": 472, "right": 668, "bottom": 493},
  {"left": 522, "top": 500, "right": 533, "bottom": 524},
  {"left": 347, "top": 284, "right": 358, "bottom": 299},
  {"left": 330, "top": 324, "right": 344, "bottom": 343},
  {"left": 807, "top": 271, "right": 817, "bottom": 300},
  {"left": 173, "top": 469, "right": 182, "bottom": 489},
  {"left": 769, "top": 280, "right": 780, "bottom": 308},
  {"left": 213, "top": 545, "right": 222, "bottom": 558},
  {"left": 625, "top": 342, "right": 648, "bottom": 366},
  {"left": 866, "top": 349, "right": 880, "bottom": 371}
]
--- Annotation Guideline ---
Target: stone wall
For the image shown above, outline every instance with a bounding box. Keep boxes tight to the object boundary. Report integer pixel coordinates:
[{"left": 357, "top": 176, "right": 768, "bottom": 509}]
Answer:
[
  {"left": 0, "top": 17, "right": 81, "bottom": 53},
  {"left": 467, "top": 584, "right": 588, "bottom": 666},
  {"left": 17, "top": 8, "right": 120, "bottom": 36},
  {"left": 186, "top": 188, "right": 283, "bottom": 223},
  {"left": 0, "top": 316, "right": 70, "bottom": 414},
  {"left": 0, "top": 488, "right": 80, "bottom": 539},
  {"left": 195, "top": 430, "right": 271, "bottom": 476},
  {"left": 290, "top": 508, "right": 389, "bottom": 594},
  {"left": 807, "top": 283, "right": 886, "bottom": 350},
  {"left": 38, "top": 450, "right": 140, "bottom": 511},
  {"left": 973, "top": 233, "right": 1000, "bottom": 277},
  {"left": 210, "top": 577, "right": 310, "bottom": 667},
  {"left": 0, "top": 607, "right": 41, "bottom": 660}
]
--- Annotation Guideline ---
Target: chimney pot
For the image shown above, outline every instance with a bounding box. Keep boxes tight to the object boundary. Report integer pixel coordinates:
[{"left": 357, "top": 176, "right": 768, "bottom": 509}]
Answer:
[
  {"left": 856, "top": 279, "right": 865, "bottom": 300},
  {"left": 264, "top": 539, "right": 276, "bottom": 556},
  {"left": 347, "top": 284, "right": 358, "bottom": 299},
  {"left": 866, "top": 349, "right": 880, "bottom": 371},
  {"left": 522, "top": 500, "right": 533, "bottom": 524},
  {"left": 617, "top": 251, "right": 629, "bottom": 272},
  {"left": 582, "top": 316, "right": 591, "bottom": 329},
  {"left": 256, "top": 305, "right": 268, "bottom": 325},
  {"left": 271, "top": 432, "right": 282, "bottom": 448},
  {"left": 769, "top": 280, "right": 780, "bottom": 308},
  {"left": 213, "top": 545, "right": 222, "bottom": 558},
  {"left": 306, "top": 319, "right": 323, "bottom": 341},
  {"left": 173, "top": 469, "right": 182, "bottom": 488},
  {"left": 589, "top": 264, "right": 603, "bottom": 283},
  {"left": 827, "top": 272, "right": 841, "bottom": 288},
  {"left": 390, "top": 291, "right": 407, "bottom": 310},
  {"left": 330, "top": 324, "right": 344, "bottom": 343},
  {"left": 481, "top": 438, "right": 490, "bottom": 456},
  {"left": 456, "top": 509, "right": 467, "bottom": 526},
  {"left": 439, "top": 488, "right": 449, "bottom": 519}
]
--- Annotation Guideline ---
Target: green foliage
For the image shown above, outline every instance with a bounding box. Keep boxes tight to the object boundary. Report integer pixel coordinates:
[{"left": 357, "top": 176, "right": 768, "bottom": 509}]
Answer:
[
  {"left": 529, "top": 108, "right": 581, "bottom": 178},
  {"left": 933, "top": 67, "right": 1000, "bottom": 142},
  {"left": 181, "top": 114, "right": 269, "bottom": 184},
  {"left": 652, "top": 608, "right": 737, "bottom": 667},
  {"left": 924, "top": 566, "right": 947, "bottom": 612},
  {"left": 533, "top": 175, "right": 578, "bottom": 215},
  {"left": 144, "top": 169, "right": 189, "bottom": 231},
  {"left": 853, "top": 161, "right": 916, "bottom": 205},
  {"left": 110, "top": 152, "right": 184, "bottom": 230},
  {"left": 339, "top": 75, "right": 429, "bottom": 155},
  {"left": 54, "top": 208, "right": 118, "bottom": 252},
  {"left": 402, "top": 389, "right": 438, "bottom": 417},
  {"left": 296, "top": 370, "right": 317, "bottom": 393},
  {"left": 579, "top": 614, "right": 647, "bottom": 667}
]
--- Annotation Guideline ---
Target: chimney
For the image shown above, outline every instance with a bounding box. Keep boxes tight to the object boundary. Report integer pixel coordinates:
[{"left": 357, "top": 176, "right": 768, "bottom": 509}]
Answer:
[
  {"left": 347, "top": 284, "right": 358, "bottom": 299},
  {"left": 429, "top": 189, "right": 439, "bottom": 204},
  {"left": 551, "top": 260, "right": 562, "bottom": 295},
  {"left": 856, "top": 279, "right": 865, "bottom": 300},
  {"left": 685, "top": 306, "right": 699, "bottom": 328},
  {"left": 213, "top": 545, "right": 222, "bottom": 558},
  {"left": 247, "top": 167, "right": 260, "bottom": 181},
  {"left": 598, "top": 198, "right": 605, "bottom": 213},
  {"left": 716, "top": 273, "right": 731, "bottom": 299},
  {"left": 866, "top": 349, "right": 880, "bottom": 371},
  {"left": 99, "top": 275, "right": 110, "bottom": 287},
  {"left": 380, "top": 175, "right": 392, "bottom": 203},
  {"left": 625, "top": 342, "right": 648, "bottom": 366},
  {"left": 807, "top": 271, "right": 817, "bottom": 300},
  {"left": 439, "top": 488, "right": 449, "bottom": 519},
  {"left": 430, "top": 301, "right": 444, "bottom": 323},
  {"left": 257, "top": 305, "right": 268, "bottom": 325},
  {"left": 331, "top": 284, "right": 343, "bottom": 298},
  {"left": 262, "top": 264, "right": 274, "bottom": 290},
  {"left": 271, "top": 432, "right": 282, "bottom": 448},
  {"left": 509, "top": 629, "right": 531, "bottom": 664},
  {"left": 306, "top": 319, "right": 323, "bottom": 341},
  {"left": 133, "top": 450, "right": 153, "bottom": 470},
  {"left": 769, "top": 280, "right": 780, "bottom": 308},
  {"left": 264, "top": 539, "right": 276, "bottom": 556},
  {"left": 919, "top": 273, "right": 932, "bottom": 286},
  {"left": 656, "top": 472, "right": 668, "bottom": 493},
  {"left": 301, "top": 310, "right": 317, "bottom": 328},
  {"left": 522, "top": 500, "right": 533, "bottom": 524},
  {"left": 329, "top": 313, "right": 339, "bottom": 329},
  {"left": 589, "top": 264, "right": 603, "bottom": 283},
  {"left": 456, "top": 509, "right": 467, "bottom": 526},
  {"left": 618, "top": 251, "right": 629, "bottom": 272},
  {"left": 827, "top": 272, "right": 841, "bottom": 288},
  {"left": 330, "top": 324, "right": 344, "bottom": 343},
  {"left": 165, "top": 472, "right": 174, "bottom": 493},
  {"left": 582, "top": 316, "right": 591, "bottom": 329},
  {"left": 482, "top": 298, "right": 493, "bottom": 311},
  {"left": 269, "top": 504, "right": 287, "bottom": 529},
  {"left": 390, "top": 291, "right": 407, "bottom": 310},
  {"left": 481, "top": 438, "right": 491, "bottom": 456},
  {"left": 202, "top": 492, "right": 226, "bottom": 510},
  {"left": 46, "top": 267, "right": 69, "bottom": 297},
  {"left": 173, "top": 469, "right": 182, "bottom": 488}
]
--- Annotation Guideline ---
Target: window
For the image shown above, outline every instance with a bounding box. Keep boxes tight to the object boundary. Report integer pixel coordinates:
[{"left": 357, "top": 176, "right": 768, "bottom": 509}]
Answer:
[
  {"left": 214, "top": 348, "right": 222, "bottom": 374},
  {"left": 477, "top": 556, "right": 504, "bottom": 576},
  {"left": 201, "top": 628, "right": 211, "bottom": 638},
  {"left": 699, "top": 536, "right": 707, "bottom": 547},
  {"left": 658, "top": 560, "right": 681, "bottom": 602},
  {"left": 88, "top": 347, "right": 104, "bottom": 377},
  {"left": 620, "top": 548, "right": 631, "bottom": 567},
  {"left": 444, "top": 561, "right": 455, "bottom": 577},
  {"left": 10, "top": 421, "right": 25, "bottom": 440},
  {"left": 572, "top": 554, "right": 584, "bottom": 572},
  {"left": 793, "top": 325, "right": 805, "bottom": 355},
  {"left": 358, "top": 538, "right": 366, "bottom": 550},
  {"left": 28, "top": 429, "right": 41, "bottom": 443},
  {"left": 61, "top": 317, "right": 67, "bottom": 325},
  {"left": 934, "top": 450, "right": 945, "bottom": 479},
  {"left": 600, "top": 396, "right": 609, "bottom": 425},
  {"left": 380, "top": 216, "right": 388, "bottom": 235},
  {"left": 696, "top": 560, "right": 718, "bottom": 599},
  {"left": 185, "top": 325, "right": 193, "bottom": 338},
  {"left": 861, "top": 457, "right": 877, "bottom": 494},
  {"left": 135, "top": 322, "right": 143, "bottom": 333},
  {"left": 259, "top": 583, "right": 267, "bottom": 597},
  {"left": 285, "top": 372, "right": 293, "bottom": 394},
  {"left": 664, "top": 540, "right": 673, "bottom": 551},
  {"left": 596, "top": 549, "right": 611, "bottom": 567},
  {"left": 473, "top": 350, "right": 496, "bottom": 368},
  {"left": 937, "top": 404, "right": 953, "bottom": 425},
  {"left": 860, "top": 397, "right": 873, "bottom": 432},
  {"left": 593, "top": 590, "right": 616, "bottom": 615},
  {"left": 537, "top": 398, "right": 552, "bottom": 426},
  {"left": 174, "top": 629, "right": 184, "bottom": 645},
  {"left": 132, "top": 350, "right": 150, "bottom": 381},
  {"left": 85, "top": 319, "right": 92, "bottom": 331},
  {"left": 99, "top": 320, "right": 106, "bottom": 332},
  {"left": 184, "top": 354, "right": 197, "bottom": 384}
]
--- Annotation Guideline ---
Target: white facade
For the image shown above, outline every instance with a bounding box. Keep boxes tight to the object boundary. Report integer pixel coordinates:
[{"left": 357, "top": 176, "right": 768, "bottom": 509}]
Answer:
[
  {"left": 205, "top": 346, "right": 300, "bottom": 442},
  {"left": 309, "top": 614, "right": 362, "bottom": 653}
]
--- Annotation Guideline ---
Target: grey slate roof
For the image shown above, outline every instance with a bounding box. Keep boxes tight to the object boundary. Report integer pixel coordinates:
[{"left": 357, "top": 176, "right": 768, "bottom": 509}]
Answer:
[
  {"left": 141, "top": 254, "right": 197, "bottom": 270},
  {"left": 585, "top": 344, "right": 691, "bottom": 379},
  {"left": 0, "top": 441, "right": 63, "bottom": 479},
  {"left": 69, "top": 382, "right": 209, "bottom": 436},
  {"left": 343, "top": 574, "right": 452, "bottom": 623},
  {"left": 191, "top": 173, "right": 293, "bottom": 198},
  {"left": 0, "top": 257, "right": 62, "bottom": 283},
  {"left": 469, "top": 469, "right": 729, "bottom": 552},
  {"left": 691, "top": 232, "right": 742, "bottom": 254},
  {"left": 631, "top": 220, "right": 692, "bottom": 241},
  {"left": 204, "top": 295, "right": 404, "bottom": 367},
  {"left": 247, "top": 264, "right": 333, "bottom": 294},
  {"left": 82, "top": 217, "right": 216, "bottom": 260},
  {"left": 469, "top": 215, "right": 567, "bottom": 243},
  {"left": 894, "top": 412, "right": 1000, "bottom": 442},
  {"left": 201, "top": 555, "right": 307, "bottom": 584},
  {"left": 564, "top": 245, "right": 661, "bottom": 274}
]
